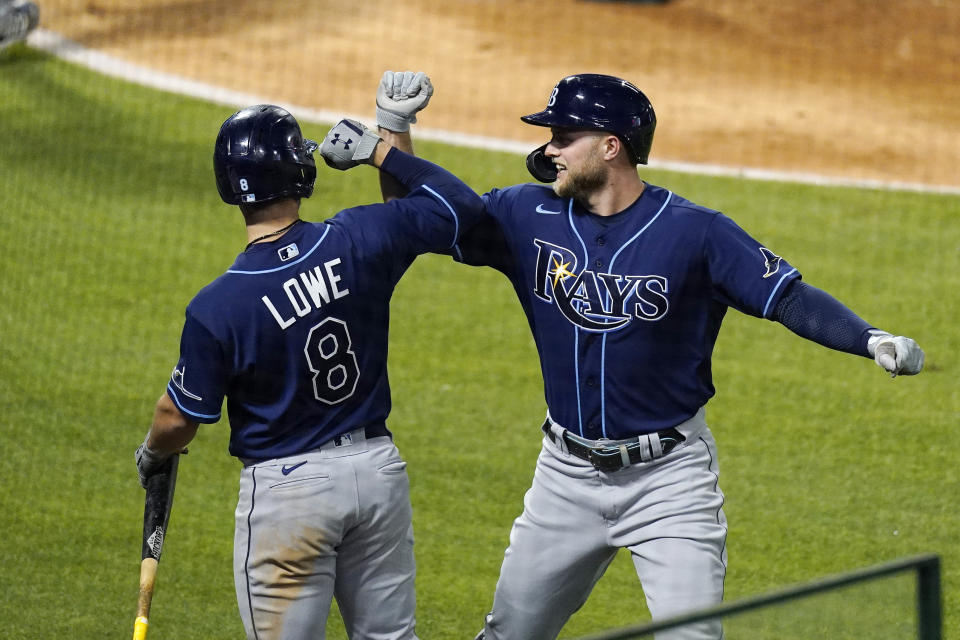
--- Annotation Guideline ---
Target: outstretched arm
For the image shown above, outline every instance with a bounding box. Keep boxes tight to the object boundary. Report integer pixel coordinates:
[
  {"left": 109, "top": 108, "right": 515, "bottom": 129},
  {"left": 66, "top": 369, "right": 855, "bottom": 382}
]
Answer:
[{"left": 772, "top": 280, "right": 924, "bottom": 377}]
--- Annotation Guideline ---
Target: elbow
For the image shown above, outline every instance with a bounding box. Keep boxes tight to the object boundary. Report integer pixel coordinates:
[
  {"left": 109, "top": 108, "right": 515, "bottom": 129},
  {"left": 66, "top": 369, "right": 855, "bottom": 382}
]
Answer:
[
  {"left": 458, "top": 193, "right": 486, "bottom": 226},
  {"left": 151, "top": 392, "right": 200, "bottom": 449},
  {"left": 155, "top": 392, "right": 186, "bottom": 423}
]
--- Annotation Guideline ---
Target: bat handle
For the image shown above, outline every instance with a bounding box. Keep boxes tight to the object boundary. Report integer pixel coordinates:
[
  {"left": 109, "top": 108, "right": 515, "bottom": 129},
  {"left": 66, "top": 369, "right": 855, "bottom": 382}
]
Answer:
[
  {"left": 133, "top": 557, "right": 158, "bottom": 639},
  {"left": 132, "top": 615, "right": 149, "bottom": 640}
]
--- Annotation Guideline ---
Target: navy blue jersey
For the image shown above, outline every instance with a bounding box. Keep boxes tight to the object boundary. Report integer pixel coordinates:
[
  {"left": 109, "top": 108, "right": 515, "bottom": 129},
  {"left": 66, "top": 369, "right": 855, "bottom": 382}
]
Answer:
[
  {"left": 166, "top": 150, "right": 483, "bottom": 460},
  {"left": 454, "top": 182, "right": 801, "bottom": 439}
]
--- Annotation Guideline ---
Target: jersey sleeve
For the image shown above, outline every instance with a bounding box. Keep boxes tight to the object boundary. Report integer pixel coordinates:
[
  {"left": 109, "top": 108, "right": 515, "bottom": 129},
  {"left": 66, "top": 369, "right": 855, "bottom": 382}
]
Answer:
[
  {"left": 772, "top": 280, "right": 875, "bottom": 357},
  {"left": 367, "top": 148, "right": 485, "bottom": 255},
  {"left": 165, "top": 309, "right": 227, "bottom": 423},
  {"left": 704, "top": 213, "right": 801, "bottom": 319},
  {"left": 450, "top": 213, "right": 513, "bottom": 273},
  {"left": 448, "top": 186, "right": 519, "bottom": 274}
]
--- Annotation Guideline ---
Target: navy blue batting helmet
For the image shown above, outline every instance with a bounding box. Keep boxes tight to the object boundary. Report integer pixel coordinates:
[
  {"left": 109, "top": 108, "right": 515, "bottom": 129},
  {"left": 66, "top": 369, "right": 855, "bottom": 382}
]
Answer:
[
  {"left": 213, "top": 105, "right": 318, "bottom": 205},
  {"left": 521, "top": 74, "right": 656, "bottom": 165}
]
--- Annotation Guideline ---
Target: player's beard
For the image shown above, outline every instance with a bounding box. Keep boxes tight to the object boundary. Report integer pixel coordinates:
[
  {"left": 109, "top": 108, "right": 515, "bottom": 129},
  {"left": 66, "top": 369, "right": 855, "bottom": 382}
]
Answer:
[{"left": 553, "top": 146, "right": 608, "bottom": 202}]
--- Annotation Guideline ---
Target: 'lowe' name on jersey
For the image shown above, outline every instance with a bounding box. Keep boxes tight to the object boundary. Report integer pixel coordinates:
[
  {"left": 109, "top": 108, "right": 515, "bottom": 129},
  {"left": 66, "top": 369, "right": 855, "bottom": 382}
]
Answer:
[
  {"left": 261, "top": 257, "right": 350, "bottom": 330},
  {"left": 162, "top": 149, "right": 484, "bottom": 461}
]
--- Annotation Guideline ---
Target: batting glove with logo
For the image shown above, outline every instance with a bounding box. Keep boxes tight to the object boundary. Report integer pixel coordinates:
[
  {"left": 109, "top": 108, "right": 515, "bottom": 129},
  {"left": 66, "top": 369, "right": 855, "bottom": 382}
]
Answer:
[
  {"left": 320, "top": 119, "right": 382, "bottom": 170},
  {"left": 867, "top": 330, "right": 924, "bottom": 377},
  {"left": 376, "top": 70, "right": 434, "bottom": 132},
  {"left": 136, "top": 434, "right": 171, "bottom": 489}
]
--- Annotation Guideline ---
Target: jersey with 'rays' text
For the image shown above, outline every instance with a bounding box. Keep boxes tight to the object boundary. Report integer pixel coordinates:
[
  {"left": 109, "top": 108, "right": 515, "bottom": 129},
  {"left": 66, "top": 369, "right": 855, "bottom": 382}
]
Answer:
[{"left": 453, "top": 182, "right": 801, "bottom": 440}]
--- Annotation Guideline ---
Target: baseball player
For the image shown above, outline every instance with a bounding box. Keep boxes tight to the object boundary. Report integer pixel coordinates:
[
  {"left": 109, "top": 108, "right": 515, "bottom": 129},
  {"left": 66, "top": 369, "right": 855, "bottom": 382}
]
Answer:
[
  {"left": 135, "top": 93, "right": 481, "bottom": 639},
  {"left": 375, "top": 72, "right": 925, "bottom": 640}
]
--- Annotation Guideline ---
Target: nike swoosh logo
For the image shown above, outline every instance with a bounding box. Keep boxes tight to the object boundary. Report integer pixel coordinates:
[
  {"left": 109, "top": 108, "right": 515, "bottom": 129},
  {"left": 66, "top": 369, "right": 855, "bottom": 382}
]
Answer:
[
  {"left": 536, "top": 204, "right": 561, "bottom": 215},
  {"left": 281, "top": 461, "right": 307, "bottom": 476}
]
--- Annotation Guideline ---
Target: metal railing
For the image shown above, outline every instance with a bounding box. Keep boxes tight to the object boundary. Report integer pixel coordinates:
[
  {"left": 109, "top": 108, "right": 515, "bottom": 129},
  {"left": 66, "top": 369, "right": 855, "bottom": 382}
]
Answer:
[{"left": 570, "top": 554, "right": 941, "bottom": 640}]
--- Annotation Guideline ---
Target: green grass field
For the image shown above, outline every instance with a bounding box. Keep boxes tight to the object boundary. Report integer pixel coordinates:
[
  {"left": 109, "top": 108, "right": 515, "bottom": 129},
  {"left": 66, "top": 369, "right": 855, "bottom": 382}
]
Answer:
[{"left": 1, "top": 46, "right": 958, "bottom": 639}]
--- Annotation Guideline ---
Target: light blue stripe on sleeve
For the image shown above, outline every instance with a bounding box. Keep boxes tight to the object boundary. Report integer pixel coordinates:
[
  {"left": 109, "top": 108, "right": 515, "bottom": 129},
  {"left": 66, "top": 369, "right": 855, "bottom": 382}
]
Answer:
[
  {"left": 167, "top": 383, "right": 221, "bottom": 420},
  {"left": 421, "top": 184, "right": 461, "bottom": 248},
  {"left": 762, "top": 268, "right": 798, "bottom": 318}
]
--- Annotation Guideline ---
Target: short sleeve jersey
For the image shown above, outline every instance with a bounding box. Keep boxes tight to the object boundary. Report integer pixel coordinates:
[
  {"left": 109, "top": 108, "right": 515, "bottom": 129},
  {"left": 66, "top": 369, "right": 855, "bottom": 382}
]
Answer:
[
  {"left": 165, "top": 151, "right": 482, "bottom": 460},
  {"left": 454, "top": 182, "right": 801, "bottom": 439}
]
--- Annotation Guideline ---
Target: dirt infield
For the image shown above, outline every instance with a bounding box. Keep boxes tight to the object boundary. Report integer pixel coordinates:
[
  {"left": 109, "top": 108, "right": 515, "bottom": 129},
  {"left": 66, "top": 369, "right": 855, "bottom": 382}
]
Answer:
[{"left": 35, "top": 0, "right": 960, "bottom": 188}]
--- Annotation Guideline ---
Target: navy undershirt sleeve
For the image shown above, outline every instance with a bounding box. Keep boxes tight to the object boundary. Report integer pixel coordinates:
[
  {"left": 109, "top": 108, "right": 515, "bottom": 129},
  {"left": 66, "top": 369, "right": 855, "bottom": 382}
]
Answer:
[
  {"left": 772, "top": 280, "right": 875, "bottom": 358},
  {"left": 379, "top": 147, "right": 459, "bottom": 193}
]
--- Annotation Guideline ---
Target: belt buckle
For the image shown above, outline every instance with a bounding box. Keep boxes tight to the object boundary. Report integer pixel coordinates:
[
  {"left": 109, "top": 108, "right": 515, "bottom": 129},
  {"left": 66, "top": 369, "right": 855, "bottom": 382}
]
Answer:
[
  {"left": 659, "top": 428, "right": 686, "bottom": 455},
  {"left": 587, "top": 447, "right": 622, "bottom": 472},
  {"left": 585, "top": 428, "right": 687, "bottom": 471}
]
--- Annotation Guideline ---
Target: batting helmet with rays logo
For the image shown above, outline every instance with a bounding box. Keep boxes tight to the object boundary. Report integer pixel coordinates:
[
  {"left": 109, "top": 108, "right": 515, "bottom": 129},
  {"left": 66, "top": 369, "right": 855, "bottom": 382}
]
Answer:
[
  {"left": 522, "top": 74, "right": 657, "bottom": 165},
  {"left": 213, "top": 105, "right": 318, "bottom": 205}
]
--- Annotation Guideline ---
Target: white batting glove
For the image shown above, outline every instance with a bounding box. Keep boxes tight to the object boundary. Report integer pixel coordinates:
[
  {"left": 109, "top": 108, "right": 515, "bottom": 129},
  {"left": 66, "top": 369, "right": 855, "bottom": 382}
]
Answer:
[
  {"left": 867, "top": 330, "right": 925, "bottom": 377},
  {"left": 376, "top": 70, "right": 434, "bottom": 132},
  {"left": 320, "top": 119, "right": 381, "bottom": 170}
]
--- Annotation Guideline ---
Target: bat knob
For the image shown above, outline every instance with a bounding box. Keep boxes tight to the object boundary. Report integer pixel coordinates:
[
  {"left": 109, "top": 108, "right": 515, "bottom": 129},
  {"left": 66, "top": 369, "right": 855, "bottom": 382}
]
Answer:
[{"left": 132, "top": 615, "right": 149, "bottom": 640}]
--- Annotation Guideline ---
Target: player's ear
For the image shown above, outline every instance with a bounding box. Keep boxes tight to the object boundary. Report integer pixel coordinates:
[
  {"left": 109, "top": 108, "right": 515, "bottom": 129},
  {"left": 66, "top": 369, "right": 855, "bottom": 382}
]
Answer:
[{"left": 601, "top": 134, "right": 623, "bottom": 162}]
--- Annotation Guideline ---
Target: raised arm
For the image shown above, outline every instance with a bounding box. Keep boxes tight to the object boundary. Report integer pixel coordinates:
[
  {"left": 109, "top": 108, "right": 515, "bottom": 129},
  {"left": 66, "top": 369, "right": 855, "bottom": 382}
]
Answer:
[
  {"left": 375, "top": 70, "right": 432, "bottom": 201},
  {"left": 320, "top": 119, "right": 475, "bottom": 203},
  {"left": 379, "top": 129, "right": 414, "bottom": 202},
  {"left": 319, "top": 118, "right": 483, "bottom": 254}
]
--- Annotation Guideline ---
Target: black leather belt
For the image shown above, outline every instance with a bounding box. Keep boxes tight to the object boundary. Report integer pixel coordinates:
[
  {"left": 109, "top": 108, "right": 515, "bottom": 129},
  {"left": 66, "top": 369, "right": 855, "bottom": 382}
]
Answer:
[
  {"left": 241, "top": 425, "right": 392, "bottom": 467},
  {"left": 543, "top": 420, "right": 686, "bottom": 472}
]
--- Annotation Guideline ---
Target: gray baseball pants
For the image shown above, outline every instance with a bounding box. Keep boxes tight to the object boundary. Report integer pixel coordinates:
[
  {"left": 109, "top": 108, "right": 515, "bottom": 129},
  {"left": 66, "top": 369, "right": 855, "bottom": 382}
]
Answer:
[
  {"left": 484, "top": 410, "right": 728, "bottom": 640},
  {"left": 234, "top": 430, "right": 418, "bottom": 640}
]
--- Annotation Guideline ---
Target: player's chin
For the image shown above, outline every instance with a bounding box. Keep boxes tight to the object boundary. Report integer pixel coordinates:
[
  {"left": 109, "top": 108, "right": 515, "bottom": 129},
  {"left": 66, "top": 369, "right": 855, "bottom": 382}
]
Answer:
[{"left": 552, "top": 170, "right": 568, "bottom": 194}]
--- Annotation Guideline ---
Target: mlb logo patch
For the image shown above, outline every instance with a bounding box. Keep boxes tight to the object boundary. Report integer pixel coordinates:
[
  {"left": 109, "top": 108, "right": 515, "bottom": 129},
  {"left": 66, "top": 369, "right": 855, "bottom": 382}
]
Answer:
[
  {"left": 241, "top": 193, "right": 257, "bottom": 203},
  {"left": 278, "top": 243, "right": 300, "bottom": 261}
]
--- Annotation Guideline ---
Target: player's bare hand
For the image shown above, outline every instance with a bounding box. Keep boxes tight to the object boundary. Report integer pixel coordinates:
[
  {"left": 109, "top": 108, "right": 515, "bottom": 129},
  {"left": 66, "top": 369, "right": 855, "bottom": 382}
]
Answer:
[
  {"left": 320, "top": 119, "right": 382, "bottom": 171},
  {"left": 867, "top": 332, "right": 924, "bottom": 377},
  {"left": 376, "top": 70, "right": 434, "bottom": 132}
]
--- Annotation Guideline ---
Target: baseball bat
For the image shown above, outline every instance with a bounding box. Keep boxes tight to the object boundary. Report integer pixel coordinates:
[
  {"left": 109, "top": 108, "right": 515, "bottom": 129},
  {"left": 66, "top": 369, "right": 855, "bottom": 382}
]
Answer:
[{"left": 133, "top": 454, "right": 180, "bottom": 640}]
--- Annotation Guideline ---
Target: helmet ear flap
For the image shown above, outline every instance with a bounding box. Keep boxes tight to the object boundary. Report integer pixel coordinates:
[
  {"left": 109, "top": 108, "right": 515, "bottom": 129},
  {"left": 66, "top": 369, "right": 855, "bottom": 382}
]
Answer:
[
  {"left": 298, "top": 164, "right": 316, "bottom": 199},
  {"left": 526, "top": 144, "right": 558, "bottom": 183}
]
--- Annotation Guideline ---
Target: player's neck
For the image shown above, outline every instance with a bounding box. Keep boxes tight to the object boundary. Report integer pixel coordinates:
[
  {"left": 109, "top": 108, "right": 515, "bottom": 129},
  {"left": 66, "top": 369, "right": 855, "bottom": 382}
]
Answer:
[
  {"left": 243, "top": 199, "right": 302, "bottom": 247},
  {"left": 583, "top": 173, "right": 645, "bottom": 217}
]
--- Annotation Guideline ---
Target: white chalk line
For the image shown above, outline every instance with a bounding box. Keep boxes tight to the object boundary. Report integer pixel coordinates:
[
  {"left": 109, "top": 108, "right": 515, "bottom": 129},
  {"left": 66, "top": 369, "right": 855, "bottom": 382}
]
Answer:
[{"left": 26, "top": 29, "right": 960, "bottom": 196}]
